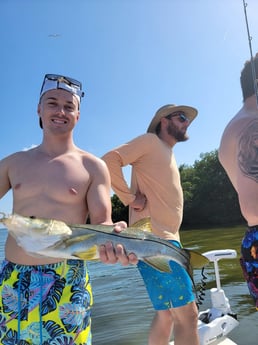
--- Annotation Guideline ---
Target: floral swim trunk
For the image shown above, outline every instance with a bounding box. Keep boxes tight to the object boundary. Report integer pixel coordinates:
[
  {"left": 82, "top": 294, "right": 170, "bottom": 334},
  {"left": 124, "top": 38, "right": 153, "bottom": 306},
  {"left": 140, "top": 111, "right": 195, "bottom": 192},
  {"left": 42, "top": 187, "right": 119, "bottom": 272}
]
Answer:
[
  {"left": 240, "top": 226, "right": 258, "bottom": 309},
  {"left": 137, "top": 240, "right": 195, "bottom": 310},
  {"left": 0, "top": 259, "right": 93, "bottom": 345}
]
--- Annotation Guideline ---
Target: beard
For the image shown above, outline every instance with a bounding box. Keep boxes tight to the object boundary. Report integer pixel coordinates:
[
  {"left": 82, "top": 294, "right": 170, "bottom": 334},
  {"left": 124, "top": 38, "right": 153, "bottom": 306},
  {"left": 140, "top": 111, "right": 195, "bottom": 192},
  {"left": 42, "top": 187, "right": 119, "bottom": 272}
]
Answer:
[{"left": 167, "top": 121, "right": 189, "bottom": 142}]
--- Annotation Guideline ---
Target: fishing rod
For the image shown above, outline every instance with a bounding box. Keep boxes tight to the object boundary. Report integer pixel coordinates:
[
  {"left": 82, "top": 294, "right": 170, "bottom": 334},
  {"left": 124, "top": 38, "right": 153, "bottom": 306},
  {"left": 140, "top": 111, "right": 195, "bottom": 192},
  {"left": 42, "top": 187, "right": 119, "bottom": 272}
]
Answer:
[{"left": 242, "top": 0, "right": 258, "bottom": 108}]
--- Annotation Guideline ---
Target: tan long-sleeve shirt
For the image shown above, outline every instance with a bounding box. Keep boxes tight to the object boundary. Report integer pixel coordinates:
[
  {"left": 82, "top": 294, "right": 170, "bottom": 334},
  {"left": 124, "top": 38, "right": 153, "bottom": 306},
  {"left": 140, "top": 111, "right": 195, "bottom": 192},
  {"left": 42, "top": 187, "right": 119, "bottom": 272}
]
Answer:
[{"left": 102, "top": 133, "right": 183, "bottom": 241}]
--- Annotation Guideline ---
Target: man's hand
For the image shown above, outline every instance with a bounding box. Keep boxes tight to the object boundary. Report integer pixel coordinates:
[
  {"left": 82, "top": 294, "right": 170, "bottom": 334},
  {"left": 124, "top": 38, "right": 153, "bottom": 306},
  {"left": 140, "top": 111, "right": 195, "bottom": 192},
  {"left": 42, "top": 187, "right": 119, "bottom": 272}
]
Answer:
[
  {"left": 130, "top": 190, "right": 147, "bottom": 212},
  {"left": 99, "top": 221, "right": 138, "bottom": 265}
]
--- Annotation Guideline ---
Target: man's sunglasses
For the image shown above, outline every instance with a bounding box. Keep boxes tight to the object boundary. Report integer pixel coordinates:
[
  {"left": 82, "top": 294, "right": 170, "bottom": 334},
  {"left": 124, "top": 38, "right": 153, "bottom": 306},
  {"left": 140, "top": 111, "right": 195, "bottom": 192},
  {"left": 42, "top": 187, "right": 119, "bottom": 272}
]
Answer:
[
  {"left": 40, "top": 74, "right": 85, "bottom": 98},
  {"left": 167, "top": 112, "right": 190, "bottom": 123}
]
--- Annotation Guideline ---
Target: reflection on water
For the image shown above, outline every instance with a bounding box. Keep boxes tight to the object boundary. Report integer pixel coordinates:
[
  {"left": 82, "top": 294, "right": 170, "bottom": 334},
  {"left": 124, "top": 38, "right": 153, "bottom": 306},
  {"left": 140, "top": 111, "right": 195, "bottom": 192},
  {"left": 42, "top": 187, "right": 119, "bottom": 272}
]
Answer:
[
  {"left": 89, "top": 263, "right": 152, "bottom": 345},
  {"left": 0, "top": 227, "right": 256, "bottom": 345}
]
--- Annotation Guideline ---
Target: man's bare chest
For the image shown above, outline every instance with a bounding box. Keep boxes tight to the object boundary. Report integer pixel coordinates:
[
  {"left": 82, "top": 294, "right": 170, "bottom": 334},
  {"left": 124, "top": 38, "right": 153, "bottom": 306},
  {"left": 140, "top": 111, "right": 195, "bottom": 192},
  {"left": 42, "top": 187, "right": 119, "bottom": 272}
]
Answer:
[{"left": 10, "top": 157, "right": 90, "bottom": 200}]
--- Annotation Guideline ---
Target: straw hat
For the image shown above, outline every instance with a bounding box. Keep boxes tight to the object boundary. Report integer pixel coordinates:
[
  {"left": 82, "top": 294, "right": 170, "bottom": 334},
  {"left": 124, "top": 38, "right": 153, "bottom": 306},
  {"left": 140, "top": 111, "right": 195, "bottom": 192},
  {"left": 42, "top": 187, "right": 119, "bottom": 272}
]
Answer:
[{"left": 147, "top": 104, "right": 198, "bottom": 133}]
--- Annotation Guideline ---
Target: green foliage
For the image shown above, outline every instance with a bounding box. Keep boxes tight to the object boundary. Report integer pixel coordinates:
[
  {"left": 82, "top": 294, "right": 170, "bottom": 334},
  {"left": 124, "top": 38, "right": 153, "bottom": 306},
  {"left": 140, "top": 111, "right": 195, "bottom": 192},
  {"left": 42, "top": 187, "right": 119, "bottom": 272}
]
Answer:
[
  {"left": 111, "top": 194, "right": 129, "bottom": 223},
  {"left": 180, "top": 150, "right": 244, "bottom": 228},
  {"left": 110, "top": 150, "right": 245, "bottom": 229}
]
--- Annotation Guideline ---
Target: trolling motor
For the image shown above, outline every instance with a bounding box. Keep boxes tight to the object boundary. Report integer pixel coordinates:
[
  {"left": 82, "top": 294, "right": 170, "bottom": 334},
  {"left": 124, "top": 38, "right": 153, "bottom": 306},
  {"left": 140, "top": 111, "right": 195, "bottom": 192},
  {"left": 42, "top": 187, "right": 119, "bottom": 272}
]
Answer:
[
  {"left": 170, "top": 249, "right": 239, "bottom": 345},
  {"left": 197, "top": 249, "right": 239, "bottom": 345}
]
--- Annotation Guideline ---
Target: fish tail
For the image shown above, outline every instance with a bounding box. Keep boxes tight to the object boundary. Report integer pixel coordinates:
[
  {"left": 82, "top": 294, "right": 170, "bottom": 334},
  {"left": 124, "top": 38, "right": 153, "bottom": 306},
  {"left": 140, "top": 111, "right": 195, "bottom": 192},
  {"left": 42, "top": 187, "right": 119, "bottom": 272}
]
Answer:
[
  {"left": 188, "top": 249, "right": 210, "bottom": 269},
  {"left": 185, "top": 250, "right": 209, "bottom": 307}
]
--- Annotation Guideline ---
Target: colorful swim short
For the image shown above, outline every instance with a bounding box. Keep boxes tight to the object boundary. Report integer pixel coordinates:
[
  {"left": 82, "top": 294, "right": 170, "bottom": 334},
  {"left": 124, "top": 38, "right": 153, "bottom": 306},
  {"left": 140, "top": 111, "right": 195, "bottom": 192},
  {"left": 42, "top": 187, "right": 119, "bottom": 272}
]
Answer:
[
  {"left": 240, "top": 226, "right": 258, "bottom": 309},
  {"left": 0, "top": 259, "right": 93, "bottom": 345},
  {"left": 137, "top": 240, "right": 195, "bottom": 310}
]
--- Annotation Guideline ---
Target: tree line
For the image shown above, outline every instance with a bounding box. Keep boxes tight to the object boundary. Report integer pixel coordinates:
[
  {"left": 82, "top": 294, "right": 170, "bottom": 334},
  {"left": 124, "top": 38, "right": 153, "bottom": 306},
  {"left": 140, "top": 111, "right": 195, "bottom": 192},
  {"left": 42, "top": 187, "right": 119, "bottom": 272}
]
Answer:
[{"left": 111, "top": 150, "right": 245, "bottom": 229}]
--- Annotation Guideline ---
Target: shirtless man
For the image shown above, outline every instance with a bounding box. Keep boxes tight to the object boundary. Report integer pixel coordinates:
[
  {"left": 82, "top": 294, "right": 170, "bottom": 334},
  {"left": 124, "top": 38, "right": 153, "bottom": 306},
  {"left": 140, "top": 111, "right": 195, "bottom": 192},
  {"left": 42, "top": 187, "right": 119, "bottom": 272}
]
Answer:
[
  {"left": 0, "top": 74, "right": 137, "bottom": 344},
  {"left": 219, "top": 54, "right": 258, "bottom": 309},
  {"left": 102, "top": 104, "right": 199, "bottom": 345}
]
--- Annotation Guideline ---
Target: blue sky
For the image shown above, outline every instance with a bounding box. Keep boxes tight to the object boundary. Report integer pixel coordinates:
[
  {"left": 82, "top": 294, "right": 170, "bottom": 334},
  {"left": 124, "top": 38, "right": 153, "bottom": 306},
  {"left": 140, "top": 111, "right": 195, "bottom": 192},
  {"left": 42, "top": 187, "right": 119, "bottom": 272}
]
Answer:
[{"left": 1, "top": 0, "right": 258, "bottom": 214}]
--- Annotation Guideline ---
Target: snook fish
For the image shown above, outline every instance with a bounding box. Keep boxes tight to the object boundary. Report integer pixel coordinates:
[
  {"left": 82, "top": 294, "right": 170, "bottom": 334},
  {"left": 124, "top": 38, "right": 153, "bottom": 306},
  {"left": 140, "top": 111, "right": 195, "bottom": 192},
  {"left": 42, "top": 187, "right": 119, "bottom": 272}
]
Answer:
[{"left": 0, "top": 212, "right": 209, "bottom": 277}]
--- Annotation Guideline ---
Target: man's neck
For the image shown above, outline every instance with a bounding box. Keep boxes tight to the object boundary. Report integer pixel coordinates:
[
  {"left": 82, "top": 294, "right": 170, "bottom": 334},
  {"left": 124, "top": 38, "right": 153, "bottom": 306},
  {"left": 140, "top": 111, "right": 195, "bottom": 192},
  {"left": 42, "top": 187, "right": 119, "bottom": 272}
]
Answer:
[
  {"left": 244, "top": 94, "right": 258, "bottom": 111},
  {"left": 39, "top": 136, "right": 77, "bottom": 157},
  {"left": 158, "top": 132, "right": 176, "bottom": 149}
]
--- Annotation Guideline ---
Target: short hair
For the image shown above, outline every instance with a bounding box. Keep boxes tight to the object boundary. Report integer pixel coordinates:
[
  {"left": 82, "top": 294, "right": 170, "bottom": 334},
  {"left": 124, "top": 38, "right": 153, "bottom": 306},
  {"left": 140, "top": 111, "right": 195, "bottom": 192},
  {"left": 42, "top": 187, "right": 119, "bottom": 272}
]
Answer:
[{"left": 240, "top": 53, "right": 258, "bottom": 101}]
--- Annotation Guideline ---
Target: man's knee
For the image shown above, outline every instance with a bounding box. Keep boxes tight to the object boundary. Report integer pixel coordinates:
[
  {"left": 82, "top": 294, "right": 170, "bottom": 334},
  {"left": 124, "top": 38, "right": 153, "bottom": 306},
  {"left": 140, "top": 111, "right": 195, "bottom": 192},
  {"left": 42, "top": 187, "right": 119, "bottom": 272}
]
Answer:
[
  {"left": 157, "top": 309, "right": 174, "bottom": 321},
  {"left": 172, "top": 302, "right": 198, "bottom": 325}
]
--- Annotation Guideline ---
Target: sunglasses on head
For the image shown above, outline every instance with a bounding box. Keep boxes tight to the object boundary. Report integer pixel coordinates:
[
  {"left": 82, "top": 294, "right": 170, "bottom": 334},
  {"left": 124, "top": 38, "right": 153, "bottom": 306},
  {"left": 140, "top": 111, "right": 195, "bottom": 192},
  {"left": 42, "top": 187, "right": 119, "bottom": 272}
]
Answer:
[
  {"left": 167, "top": 112, "right": 190, "bottom": 123},
  {"left": 40, "top": 74, "right": 85, "bottom": 98}
]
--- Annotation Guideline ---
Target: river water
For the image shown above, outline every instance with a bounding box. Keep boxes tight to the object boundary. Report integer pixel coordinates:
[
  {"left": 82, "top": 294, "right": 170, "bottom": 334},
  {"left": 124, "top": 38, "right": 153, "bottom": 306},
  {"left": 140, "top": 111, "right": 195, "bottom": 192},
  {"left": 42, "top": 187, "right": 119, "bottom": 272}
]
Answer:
[{"left": 0, "top": 226, "right": 255, "bottom": 345}]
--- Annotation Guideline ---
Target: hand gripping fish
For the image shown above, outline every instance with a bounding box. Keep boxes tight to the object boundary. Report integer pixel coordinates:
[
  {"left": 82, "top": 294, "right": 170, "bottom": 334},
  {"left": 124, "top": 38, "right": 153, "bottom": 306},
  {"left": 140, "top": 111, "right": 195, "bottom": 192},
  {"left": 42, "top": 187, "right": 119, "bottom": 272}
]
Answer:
[{"left": 0, "top": 213, "right": 209, "bottom": 278}]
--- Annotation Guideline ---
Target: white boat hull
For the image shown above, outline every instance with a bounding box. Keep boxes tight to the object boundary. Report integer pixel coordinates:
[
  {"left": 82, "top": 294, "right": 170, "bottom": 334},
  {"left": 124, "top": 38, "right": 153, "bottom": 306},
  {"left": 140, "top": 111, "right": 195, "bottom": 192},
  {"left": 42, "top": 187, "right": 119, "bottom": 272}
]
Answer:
[
  {"left": 169, "top": 312, "right": 238, "bottom": 345},
  {"left": 170, "top": 337, "right": 237, "bottom": 345}
]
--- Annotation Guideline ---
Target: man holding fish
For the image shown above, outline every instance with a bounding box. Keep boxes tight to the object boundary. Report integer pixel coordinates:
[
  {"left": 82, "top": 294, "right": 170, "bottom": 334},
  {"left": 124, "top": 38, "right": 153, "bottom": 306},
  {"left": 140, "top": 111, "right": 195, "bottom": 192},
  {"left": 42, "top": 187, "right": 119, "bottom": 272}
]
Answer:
[
  {"left": 103, "top": 104, "right": 199, "bottom": 345},
  {"left": 0, "top": 74, "right": 137, "bottom": 345}
]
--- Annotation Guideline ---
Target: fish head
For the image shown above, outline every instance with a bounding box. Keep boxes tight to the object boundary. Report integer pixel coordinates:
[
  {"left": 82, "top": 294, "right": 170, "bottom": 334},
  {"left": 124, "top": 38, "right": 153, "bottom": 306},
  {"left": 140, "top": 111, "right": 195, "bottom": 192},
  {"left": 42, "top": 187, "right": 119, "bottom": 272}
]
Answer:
[
  {"left": 0, "top": 212, "right": 73, "bottom": 254},
  {"left": 0, "top": 212, "right": 72, "bottom": 238}
]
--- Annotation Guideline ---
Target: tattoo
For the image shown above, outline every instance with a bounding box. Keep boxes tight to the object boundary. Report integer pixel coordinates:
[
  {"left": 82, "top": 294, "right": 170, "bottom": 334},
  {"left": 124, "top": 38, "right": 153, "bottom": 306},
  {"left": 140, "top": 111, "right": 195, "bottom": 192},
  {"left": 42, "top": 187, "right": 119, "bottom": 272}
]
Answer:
[{"left": 238, "top": 119, "right": 258, "bottom": 182}]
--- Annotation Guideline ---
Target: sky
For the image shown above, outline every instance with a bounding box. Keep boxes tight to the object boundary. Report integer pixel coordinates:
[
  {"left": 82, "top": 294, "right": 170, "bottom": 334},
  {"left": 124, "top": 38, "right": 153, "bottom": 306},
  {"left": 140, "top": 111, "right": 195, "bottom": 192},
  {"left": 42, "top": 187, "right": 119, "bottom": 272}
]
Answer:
[{"left": 0, "top": 0, "right": 258, "bottom": 214}]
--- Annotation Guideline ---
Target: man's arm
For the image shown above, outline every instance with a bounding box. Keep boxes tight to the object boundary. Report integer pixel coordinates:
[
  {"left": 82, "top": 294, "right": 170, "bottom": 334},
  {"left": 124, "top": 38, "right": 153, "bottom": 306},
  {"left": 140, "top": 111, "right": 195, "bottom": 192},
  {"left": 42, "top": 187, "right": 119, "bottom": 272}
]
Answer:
[
  {"left": 86, "top": 157, "right": 137, "bottom": 265},
  {"left": 102, "top": 151, "right": 135, "bottom": 206},
  {"left": 86, "top": 157, "right": 113, "bottom": 226},
  {"left": 102, "top": 134, "right": 152, "bottom": 206},
  {"left": 0, "top": 156, "right": 12, "bottom": 199}
]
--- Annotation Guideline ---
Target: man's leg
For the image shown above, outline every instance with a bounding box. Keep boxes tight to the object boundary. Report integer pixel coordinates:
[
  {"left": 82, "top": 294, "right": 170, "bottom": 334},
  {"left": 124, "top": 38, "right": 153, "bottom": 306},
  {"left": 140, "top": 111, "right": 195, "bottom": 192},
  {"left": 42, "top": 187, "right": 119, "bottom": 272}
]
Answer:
[
  {"left": 148, "top": 302, "right": 199, "bottom": 345},
  {"left": 171, "top": 302, "right": 199, "bottom": 345},
  {"left": 148, "top": 309, "right": 173, "bottom": 345}
]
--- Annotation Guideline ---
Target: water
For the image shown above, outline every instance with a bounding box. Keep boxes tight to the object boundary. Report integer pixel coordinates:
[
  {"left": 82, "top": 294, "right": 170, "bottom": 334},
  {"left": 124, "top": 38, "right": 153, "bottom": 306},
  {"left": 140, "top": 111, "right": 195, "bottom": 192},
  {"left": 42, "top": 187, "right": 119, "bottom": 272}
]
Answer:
[{"left": 0, "top": 226, "right": 256, "bottom": 345}]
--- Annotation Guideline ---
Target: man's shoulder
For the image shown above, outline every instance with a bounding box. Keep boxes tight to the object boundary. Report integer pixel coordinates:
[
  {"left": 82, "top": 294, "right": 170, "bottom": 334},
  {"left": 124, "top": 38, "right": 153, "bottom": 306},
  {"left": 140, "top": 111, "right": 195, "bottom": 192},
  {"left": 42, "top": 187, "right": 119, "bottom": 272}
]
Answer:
[
  {"left": 222, "top": 108, "right": 255, "bottom": 135},
  {"left": 78, "top": 149, "right": 107, "bottom": 170},
  {"left": 134, "top": 132, "right": 159, "bottom": 143},
  {"left": 0, "top": 150, "right": 27, "bottom": 163},
  {"left": 78, "top": 149, "right": 102, "bottom": 162},
  {"left": 125, "top": 133, "right": 160, "bottom": 152},
  {"left": 219, "top": 109, "right": 258, "bottom": 161},
  {"left": 0, "top": 151, "right": 31, "bottom": 175}
]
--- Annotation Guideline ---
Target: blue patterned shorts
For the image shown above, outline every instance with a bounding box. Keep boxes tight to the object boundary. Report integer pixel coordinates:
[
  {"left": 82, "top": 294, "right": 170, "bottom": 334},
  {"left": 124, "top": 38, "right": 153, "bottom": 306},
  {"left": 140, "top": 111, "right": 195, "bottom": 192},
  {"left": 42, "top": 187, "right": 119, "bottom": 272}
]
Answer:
[
  {"left": 137, "top": 240, "right": 195, "bottom": 310},
  {"left": 0, "top": 259, "right": 92, "bottom": 344},
  {"left": 241, "top": 226, "right": 258, "bottom": 308}
]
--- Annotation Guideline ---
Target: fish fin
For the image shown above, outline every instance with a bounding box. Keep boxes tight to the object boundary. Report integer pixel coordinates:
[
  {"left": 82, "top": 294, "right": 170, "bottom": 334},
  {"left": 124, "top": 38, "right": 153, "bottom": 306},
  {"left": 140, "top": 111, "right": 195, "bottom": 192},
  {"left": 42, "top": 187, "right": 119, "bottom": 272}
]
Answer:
[
  {"left": 130, "top": 217, "right": 152, "bottom": 232},
  {"left": 179, "top": 249, "right": 210, "bottom": 292},
  {"left": 143, "top": 257, "right": 172, "bottom": 273},
  {"left": 72, "top": 245, "right": 99, "bottom": 260},
  {"left": 187, "top": 250, "right": 210, "bottom": 269}
]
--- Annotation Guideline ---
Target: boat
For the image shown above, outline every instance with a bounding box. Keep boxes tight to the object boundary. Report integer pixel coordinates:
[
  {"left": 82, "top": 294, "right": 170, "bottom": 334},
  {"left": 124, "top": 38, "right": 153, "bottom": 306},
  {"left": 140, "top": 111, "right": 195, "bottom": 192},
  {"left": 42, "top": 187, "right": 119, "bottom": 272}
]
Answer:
[{"left": 170, "top": 249, "right": 239, "bottom": 345}]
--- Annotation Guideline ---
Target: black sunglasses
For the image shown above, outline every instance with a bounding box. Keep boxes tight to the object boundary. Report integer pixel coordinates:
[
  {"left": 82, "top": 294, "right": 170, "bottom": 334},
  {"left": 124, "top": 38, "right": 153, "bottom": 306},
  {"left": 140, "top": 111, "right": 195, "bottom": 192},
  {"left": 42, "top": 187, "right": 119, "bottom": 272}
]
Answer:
[
  {"left": 40, "top": 74, "right": 84, "bottom": 98},
  {"left": 167, "top": 112, "right": 190, "bottom": 123}
]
